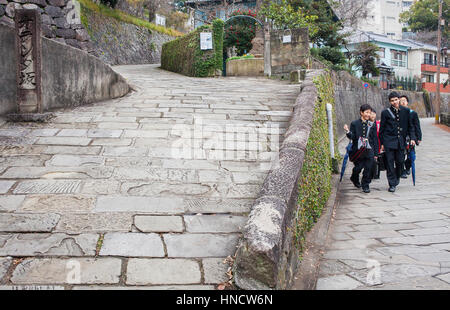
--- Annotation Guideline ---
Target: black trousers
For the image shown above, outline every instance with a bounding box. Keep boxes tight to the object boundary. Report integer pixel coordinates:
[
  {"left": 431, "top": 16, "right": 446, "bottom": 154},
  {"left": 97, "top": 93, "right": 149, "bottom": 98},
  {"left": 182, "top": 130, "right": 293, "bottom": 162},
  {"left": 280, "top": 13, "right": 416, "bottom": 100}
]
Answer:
[
  {"left": 351, "top": 156, "right": 374, "bottom": 188},
  {"left": 385, "top": 147, "right": 405, "bottom": 187}
]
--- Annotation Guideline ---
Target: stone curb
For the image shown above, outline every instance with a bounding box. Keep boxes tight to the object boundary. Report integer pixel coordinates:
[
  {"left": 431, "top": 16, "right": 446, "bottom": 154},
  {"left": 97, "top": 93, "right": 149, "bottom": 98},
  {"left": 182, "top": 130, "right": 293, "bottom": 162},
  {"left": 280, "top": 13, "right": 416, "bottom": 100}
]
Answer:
[{"left": 233, "top": 70, "right": 326, "bottom": 290}]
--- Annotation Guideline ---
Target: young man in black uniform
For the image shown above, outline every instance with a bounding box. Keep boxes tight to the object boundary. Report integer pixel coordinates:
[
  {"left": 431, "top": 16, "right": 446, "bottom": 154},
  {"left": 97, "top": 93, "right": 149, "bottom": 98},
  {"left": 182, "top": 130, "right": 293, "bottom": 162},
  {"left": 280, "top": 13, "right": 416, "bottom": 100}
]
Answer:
[
  {"left": 399, "top": 95, "right": 422, "bottom": 178},
  {"left": 379, "top": 92, "right": 416, "bottom": 192},
  {"left": 343, "top": 104, "right": 379, "bottom": 193}
]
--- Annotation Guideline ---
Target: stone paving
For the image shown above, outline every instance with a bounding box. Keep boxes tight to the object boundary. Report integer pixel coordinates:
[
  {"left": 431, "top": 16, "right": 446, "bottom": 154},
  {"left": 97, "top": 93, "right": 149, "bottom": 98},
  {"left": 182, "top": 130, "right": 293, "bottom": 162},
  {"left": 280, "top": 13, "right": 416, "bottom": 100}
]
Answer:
[
  {"left": 316, "top": 118, "right": 450, "bottom": 290},
  {"left": 0, "top": 64, "right": 300, "bottom": 289}
]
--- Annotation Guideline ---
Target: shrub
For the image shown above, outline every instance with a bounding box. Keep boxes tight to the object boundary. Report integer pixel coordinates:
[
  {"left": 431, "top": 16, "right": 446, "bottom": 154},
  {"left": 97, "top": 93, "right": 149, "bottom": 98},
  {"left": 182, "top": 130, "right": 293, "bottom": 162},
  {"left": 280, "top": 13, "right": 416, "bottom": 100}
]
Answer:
[
  {"left": 224, "top": 9, "right": 258, "bottom": 56},
  {"left": 100, "top": 0, "right": 118, "bottom": 9},
  {"left": 161, "top": 19, "right": 224, "bottom": 77},
  {"left": 294, "top": 73, "right": 339, "bottom": 255}
]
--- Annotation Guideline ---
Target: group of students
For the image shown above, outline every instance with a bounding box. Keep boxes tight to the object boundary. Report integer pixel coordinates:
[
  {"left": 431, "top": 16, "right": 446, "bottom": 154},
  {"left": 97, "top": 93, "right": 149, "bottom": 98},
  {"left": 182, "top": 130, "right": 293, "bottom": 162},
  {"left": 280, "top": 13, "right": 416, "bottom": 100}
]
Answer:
[{"left": 343, "top": 91, "right": 422, "bottom": 193}]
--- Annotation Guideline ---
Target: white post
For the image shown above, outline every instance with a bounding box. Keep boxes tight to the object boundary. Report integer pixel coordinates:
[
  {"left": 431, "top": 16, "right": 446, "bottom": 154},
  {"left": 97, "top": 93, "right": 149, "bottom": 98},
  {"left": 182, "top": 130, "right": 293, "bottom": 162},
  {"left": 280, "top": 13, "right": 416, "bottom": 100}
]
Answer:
[{"left": 326, "top": 103, "right": 335, "bottom": 159}]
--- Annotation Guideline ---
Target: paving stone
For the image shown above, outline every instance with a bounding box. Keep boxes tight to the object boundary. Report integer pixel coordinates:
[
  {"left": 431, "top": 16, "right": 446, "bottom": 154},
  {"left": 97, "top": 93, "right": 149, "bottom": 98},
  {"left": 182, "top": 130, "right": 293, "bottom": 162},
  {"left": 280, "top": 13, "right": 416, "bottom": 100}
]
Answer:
[
  {"left": 376, "top": 245, "right": 443, "bottom": 256},
  {"left": 381, "top": 234, "right": 450, "bottom": 246},
  {"left": 47, "top": 155, "right": 104, "bottom": 166},
  {"left": 0, "top": 257, "right": 12, "bottom": 281},
  {"left": 123, "top": 182, "right": 212, "bottom": 196},
  {"left": 103, "top": 147, "right": 148, "bottom": 157},
  {"left": 347, "top": 230, "right": 404, "bottom": 239},
  {"left": 80, "top": 180, "right": 121, "bottom": 195},
  {"left": 10, "top": 258, "right": 121, "bottom": 285},
  {"left": 134, "top": 216, "right": 183, "bottom": 233},
  {"left": 55, "top": 129, "right": 88, "bottom": 137},
  {"left": 398, "top": 227, "right": 450, "bottom": 236},
  {"left": 202, "top": 258, "right": 230, "bottom": 284},
  {"left": 95, "top": 196, "right": 184, "bottom": 213},
  {"left": 348, "top": 264, "right": 443, "bottom": 285},
  {"left": 35, "top": 137, "right": 92, "bottom": 146},
  {"left": 318, "top": 260, "right": 354, "bottom": 276},
  {"left": 55, "top": 213, "right": 133, "bottom": 233},
  {"left": 0, "top": 233, "right": 98, "bottom": 256},
  {"left": 30, "top": 129, "right": 60, "bottom": 137},
  {"left": 126, "top": 259, "right": 201, "bottom": 285},
  {"left": 91, "top": 138, "right": 133, "bottom": 146},
  {"left": 87, "top": 129, "right": 123, "bottom": 138},
  {"left": 328, "top": 239, "right": 384, "bottom": 250},
  {"left": 19, "top": 195, "right": 95, "bottom": 213},
  {"left": 99, "top": 233, "right": 165, "bottom": 257},
  {"left": 316, "top": 275, "right": 364, "bottom": 290},
  {"left": 42, "top": 145, "right": 102, "bottom": 155},
  {"left": 0, "top": 167, "right": 114, "bottom": 179},
  {"left": 0, "top": 196, "right": 26, "bottom": 212},
  {"left": 358, "top": 276, "right": 450, "bottom": 290},
  {"left": 0, "top": 181, "right": 15, "bottom": 194},
  {"left": 164, "top": 233, "right": 240, "bottom": 258},
  {"left": 184, "top": 215, "right": 247, "bottom": 233},
  {"left": 184, "top": 199, "right": 252, "bottom": 213},
  {"left": 406, "top": 252, "right": 450, "bottom": 263},
  {"left": 0, "top": 213, "right": 60, "bottom": 232},
  {"left": 0, "top": 155, "right": 49, "bottom": 167},
  {"left": 436, "top": 273, "right": 450, "bottom": 284},
  {"left": 13, "top": 180, "right": 82, "bottom": 194},
  {"left": 352, "top": 223, "right": 418, "bottom": 232}
]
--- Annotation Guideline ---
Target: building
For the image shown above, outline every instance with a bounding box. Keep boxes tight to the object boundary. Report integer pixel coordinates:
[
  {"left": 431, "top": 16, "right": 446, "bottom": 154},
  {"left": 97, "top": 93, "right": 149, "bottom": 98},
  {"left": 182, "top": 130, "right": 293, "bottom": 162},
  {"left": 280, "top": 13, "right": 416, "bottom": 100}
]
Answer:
[
  {"left": 403, "top": 39, "right": 450, "bottom": 93},
  {"left": 344, "top": 31, "right": 410, "bottom": 82},
  {"left": 358, "top": 0, "right": 413, "bottom": 40},
  {"left": 344, "top": 30, "right": 450, "bottom": 93},
  {"left": 185, "top": 0, "right": 257, "bottom": 28}
]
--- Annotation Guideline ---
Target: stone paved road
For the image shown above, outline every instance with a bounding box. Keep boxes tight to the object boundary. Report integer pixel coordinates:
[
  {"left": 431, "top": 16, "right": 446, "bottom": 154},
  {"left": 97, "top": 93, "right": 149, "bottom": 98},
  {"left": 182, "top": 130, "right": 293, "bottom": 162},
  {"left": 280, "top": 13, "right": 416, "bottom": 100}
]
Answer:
[
  {"left": 317, "top": 118, "right": 450, "bottom": 290},
  {"left": 0, "top": 64, "right": 300, "bottom": 289}
]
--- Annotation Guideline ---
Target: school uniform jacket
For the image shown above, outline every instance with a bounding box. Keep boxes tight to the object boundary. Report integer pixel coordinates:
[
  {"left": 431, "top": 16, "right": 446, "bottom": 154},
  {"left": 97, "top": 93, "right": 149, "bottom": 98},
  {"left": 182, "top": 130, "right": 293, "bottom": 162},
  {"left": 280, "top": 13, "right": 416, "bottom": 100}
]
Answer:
[
  {"left": 410, "top": 110, "right": 422, "bottom": 142},
  {"left": 379, "top": 105, "right": 416, "bottom": 150},
  {"left": 346, "top": 119, "right": 379, "bottom": 159}
]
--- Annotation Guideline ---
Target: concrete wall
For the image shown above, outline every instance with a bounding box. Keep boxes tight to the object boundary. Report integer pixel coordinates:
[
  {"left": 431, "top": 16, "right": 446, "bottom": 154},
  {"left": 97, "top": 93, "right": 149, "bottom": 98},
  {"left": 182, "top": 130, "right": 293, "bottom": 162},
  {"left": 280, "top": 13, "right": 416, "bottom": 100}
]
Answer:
[
  {"left": 0, "top": 23, "right": 130, "bottom": 116},
  {"left": 226, "top": 58, "right": 264, "bottom": 77},
  {"left": 41, "top": 37, "right": 129, "bottom": 110},
  {"left": 0, "top": 24, "right": 16, "bottom": 115}
]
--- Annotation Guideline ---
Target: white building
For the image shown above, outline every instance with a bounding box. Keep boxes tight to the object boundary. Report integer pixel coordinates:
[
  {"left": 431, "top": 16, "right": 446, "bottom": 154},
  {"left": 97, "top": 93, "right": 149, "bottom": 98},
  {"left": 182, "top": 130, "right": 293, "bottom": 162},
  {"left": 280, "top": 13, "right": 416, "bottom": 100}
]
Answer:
[{"left": 358, "top": 0, "right": 413, "bottom": 40}]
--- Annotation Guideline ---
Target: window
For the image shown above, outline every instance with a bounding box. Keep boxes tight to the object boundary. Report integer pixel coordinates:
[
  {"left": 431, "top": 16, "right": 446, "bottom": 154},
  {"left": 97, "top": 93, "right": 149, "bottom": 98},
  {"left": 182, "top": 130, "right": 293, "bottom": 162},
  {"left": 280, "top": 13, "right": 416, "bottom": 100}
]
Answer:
[
  {"left": 391, "top": 49, "right": 407, "bottom": 67},
  {"left": 422, "top": 74, "right": 434, "bottom": 83},
  {"left": 377, "top": 47, "right": 386, "bottom": 58},
  {"left": 423, "top": 53, "right": 436, "bottom": 65}
]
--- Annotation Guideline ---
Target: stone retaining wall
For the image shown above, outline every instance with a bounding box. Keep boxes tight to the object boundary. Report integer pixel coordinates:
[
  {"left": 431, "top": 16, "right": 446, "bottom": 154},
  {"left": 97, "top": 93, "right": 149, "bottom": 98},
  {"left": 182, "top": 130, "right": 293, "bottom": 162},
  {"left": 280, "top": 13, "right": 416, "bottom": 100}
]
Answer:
[
  {"left": 233, "top": 70, "right": 325, "bottom": 290},
  {"left": 0, "top": 23, "right": 129, "bottom": 116},
  {"left": 0, "top": 0, "right": 95, "bottom": 54}
]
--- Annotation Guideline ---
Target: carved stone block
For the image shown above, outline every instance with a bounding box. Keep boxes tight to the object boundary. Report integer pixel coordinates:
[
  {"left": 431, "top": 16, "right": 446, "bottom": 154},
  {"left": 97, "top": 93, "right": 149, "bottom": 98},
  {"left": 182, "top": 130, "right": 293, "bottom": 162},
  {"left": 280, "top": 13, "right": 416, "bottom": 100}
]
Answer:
[{"left": 14, "top": 9, "right": 42, "bottom": 114}]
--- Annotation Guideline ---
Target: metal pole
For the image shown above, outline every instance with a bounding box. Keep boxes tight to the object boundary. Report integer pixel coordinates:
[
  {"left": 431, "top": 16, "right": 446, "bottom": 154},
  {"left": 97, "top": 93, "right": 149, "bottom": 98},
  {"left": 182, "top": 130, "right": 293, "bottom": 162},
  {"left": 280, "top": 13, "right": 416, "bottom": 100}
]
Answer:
[{"left": 436, "top": 0, "right": 442, "bottom": 124}]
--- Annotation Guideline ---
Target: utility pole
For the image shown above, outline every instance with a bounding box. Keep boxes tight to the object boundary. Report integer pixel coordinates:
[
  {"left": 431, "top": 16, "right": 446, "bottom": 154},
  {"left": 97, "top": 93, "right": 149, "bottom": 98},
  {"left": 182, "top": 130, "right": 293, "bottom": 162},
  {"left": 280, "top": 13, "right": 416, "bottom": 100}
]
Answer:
[{"left": 435, "top": 0, "right": 443, "bottom": 124}]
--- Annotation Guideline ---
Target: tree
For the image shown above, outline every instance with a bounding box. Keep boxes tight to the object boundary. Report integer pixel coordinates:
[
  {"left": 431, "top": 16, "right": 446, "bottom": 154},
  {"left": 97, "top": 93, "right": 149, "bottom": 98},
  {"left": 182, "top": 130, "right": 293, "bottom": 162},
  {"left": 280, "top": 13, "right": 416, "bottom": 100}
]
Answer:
[
  {"left": 400, "top": 0, "right": 449, "bottom": 41},
  {"left": 144, "top": 0, "right": 162, "bottom": 22},
  {"left": 332, "top": 0, "right": 375, "bottom": 29},
  {"left": 289, "top": 0, "right": 347, "bottom": 47},
  {"left": 258, "top": 0, "right": 318, "bottom": 33},
  {"left": 351, "top": 42, "right": 380, "bottom": 77}
]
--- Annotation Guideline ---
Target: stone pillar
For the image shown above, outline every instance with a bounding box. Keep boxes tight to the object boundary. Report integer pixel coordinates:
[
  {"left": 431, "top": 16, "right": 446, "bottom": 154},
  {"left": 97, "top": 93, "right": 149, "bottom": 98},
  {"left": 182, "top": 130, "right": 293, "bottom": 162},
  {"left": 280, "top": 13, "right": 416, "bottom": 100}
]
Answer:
[{"left": 15, "top": 9, "right": 42, "bottom": 114}]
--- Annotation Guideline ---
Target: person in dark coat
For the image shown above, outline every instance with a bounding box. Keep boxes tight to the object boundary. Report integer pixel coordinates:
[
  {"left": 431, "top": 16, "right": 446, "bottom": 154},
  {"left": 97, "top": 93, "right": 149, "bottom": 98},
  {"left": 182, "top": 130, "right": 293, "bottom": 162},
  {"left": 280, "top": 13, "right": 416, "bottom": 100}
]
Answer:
[
  {"left": 343, "top": 104, "right": 379, "bottom": 193},
  {"left": 369, "top": 109, "right": 381, "bottom": 180},
  {"left": 379, "top": 92, "right": 416, "bottom": 192},
  {"left": 399, "top": 95, "right": 422, "bottom": 178}
]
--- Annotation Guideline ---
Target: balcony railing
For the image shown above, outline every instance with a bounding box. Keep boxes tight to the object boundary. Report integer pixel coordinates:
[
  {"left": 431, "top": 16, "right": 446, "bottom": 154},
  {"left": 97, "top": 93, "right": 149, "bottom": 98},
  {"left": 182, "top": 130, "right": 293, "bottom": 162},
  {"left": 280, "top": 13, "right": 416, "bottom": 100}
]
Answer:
[{"left": 423, "top": 59, "right": 449, "bottom": 67}]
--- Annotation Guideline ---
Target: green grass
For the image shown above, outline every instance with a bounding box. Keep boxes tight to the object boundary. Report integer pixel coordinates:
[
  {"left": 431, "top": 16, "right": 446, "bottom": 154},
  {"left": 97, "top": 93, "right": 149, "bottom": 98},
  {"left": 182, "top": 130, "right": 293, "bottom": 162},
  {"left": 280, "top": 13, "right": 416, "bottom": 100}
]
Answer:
[
  {"left": 226, "top": 54, "right": 256, "bottom": 62},
  {"left": 78, "top": 0, "right": 183, "bottom": 37}
]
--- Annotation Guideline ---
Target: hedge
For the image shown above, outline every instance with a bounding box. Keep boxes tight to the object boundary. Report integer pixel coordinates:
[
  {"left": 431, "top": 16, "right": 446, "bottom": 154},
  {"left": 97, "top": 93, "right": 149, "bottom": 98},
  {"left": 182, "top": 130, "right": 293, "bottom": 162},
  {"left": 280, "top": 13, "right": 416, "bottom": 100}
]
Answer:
[
  {"left": 161, "top": 19, "right": 224, "bottom": 77},
  {"left": 294, "top": 72, "right": 340, "bottom": 255}
]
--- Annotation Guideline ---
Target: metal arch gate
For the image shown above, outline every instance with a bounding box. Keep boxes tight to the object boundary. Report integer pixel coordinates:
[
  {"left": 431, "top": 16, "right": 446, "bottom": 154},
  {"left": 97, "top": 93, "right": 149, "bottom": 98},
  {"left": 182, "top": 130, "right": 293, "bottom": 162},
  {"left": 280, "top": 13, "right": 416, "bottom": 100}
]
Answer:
[{"left": 222, "top": 15, "right": 268, "bottom": 77}]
